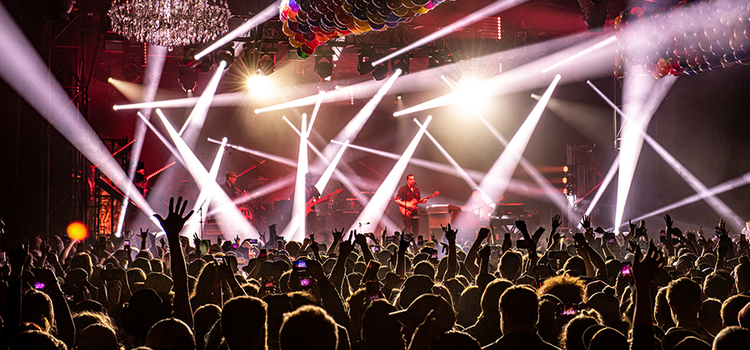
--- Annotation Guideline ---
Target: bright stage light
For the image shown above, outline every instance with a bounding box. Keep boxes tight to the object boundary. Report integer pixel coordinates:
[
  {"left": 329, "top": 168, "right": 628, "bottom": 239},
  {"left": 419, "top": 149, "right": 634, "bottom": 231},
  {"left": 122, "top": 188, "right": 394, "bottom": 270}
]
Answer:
[
  {"left": 349, "top": 116, "right": 433, "bottom": 234},
  {"left": 246, "top": 75, "right": 275, "bottom": 98},
  {"left": 194, "top": 3, "right": 278, "bottom": 61},
  {"left": 67, "top": 221, "right": 89, "bottom": 241},
  {"left": 0, "top": 3, "right": 159, "bottom": 224},
  {"left": 371, "top": 0, "right": 527, "bottom": 66},
  {"left": 455, "top": 77, "right": 491, "bottom": 113}
]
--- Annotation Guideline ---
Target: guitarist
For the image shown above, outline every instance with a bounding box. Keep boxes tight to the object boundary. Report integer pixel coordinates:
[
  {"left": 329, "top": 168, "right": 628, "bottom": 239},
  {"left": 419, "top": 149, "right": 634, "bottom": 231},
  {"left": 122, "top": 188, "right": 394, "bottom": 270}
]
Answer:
[
  {"left": 305, "top": 172, "right": 321, "bottom": 234},
  {"left": 395, "top": 174, "right": 425, "bottom": 235}
]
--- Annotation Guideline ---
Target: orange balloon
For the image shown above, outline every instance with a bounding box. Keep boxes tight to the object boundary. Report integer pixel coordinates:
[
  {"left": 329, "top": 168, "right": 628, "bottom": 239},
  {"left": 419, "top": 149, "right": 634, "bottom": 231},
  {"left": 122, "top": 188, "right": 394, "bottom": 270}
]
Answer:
[{"left": 67, "top": 221, "right": 89, "bottom": 241}]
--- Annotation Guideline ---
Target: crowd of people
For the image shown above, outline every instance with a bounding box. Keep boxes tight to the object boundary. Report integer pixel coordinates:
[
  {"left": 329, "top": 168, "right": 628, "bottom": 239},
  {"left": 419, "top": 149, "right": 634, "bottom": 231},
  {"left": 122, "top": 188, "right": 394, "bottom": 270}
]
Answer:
[{"left": 1, "top": 196, "right": 750, "bottom": 350}]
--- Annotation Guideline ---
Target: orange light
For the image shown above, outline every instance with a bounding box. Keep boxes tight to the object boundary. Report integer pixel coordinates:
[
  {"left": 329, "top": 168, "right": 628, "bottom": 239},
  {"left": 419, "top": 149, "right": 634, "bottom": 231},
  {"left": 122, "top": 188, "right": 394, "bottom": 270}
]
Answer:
[
  {"left": 563, "top": 165, "right": 569, "bottom": 173},
  {"left": 562, "top": 177, "right": 568, "bottom": 184},
  {"left": 563, "top": 188, "right": 569, "bottom": 195},
  {"left": 67, "top": 221, "right": 89, "bottom": 241}
]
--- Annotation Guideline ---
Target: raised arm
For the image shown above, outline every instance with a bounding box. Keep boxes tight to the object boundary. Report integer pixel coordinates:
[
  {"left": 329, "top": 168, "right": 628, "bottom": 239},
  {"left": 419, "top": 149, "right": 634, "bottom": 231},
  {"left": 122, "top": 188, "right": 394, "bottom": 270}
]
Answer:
[
  {"left": 464, "top": 228, "right": 490, "bottom": 277},
  {"left": 355, "top": 233, "right": 374, "bottom": 264},
  {"left": 154, "top": 196, "right": 194, "bottom": 328},
  {"left": 35, "top": 267, "right": 75, "bottom": 348},
  {"left": 442, "top": 224, "right": 458, "bottom": 280},
  {"left": 629, "top": 239, "right": 664, "bottom": 350},
  {"left": 330, "top": 231, "right": 355, "bottom": 291}
]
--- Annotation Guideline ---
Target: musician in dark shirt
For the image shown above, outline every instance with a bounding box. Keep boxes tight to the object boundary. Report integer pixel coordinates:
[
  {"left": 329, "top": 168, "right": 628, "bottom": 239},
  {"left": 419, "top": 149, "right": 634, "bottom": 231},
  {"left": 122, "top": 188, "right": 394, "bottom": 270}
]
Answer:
[
  {"left": 395, "top": 174, "right": 424, "bottom": 235},
  {"left": 221, "top": 171, "right": 239, "bottom": 199}
]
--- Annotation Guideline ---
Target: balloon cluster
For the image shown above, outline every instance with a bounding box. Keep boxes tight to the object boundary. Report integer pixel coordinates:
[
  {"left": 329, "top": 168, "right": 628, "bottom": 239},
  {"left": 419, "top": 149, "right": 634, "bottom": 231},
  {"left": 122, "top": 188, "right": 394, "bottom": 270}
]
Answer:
[
  {"left": 614, "top": 0, "right": 750, "bottom": 78},
  {"left": 280, "top": 0, "right": 449, "bottom": 57}
]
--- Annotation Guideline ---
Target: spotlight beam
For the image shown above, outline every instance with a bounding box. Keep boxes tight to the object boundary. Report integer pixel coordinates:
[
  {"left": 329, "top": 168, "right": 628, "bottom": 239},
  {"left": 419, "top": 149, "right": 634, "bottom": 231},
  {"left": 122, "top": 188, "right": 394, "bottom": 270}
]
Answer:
[
  {"left": 630, "top": 171, "right": 750, "bottom": 225},
  {"left": 194, "top": 3, "right": 279, "bottom": 61},
  {"left": 113, "top": 91, "right": 249, "bottom": 111},
  {"left": 587, "top": 81, "right": 744, "bottom": 233},
  {"left": 350, "top": 116, "right": 433, "bottom": 234},
  {"left": 584, "top": 154, "right": 620, "bottom": 217},
  {"left": 0, "top": 3, "right": 159, "bottom": 224},
  {"left": 474, "top": 75, "right": 561, "bottom": 216},
  {"left": 116, "top": 44, "right": 167, "bottom": 237},
  {"left": 135, "top": 112, "right": 187, "bottom": 168},
  {"left": 281, "top": 113, "right": 309, "bottom": 242},
  {"left": 178, "top": 60, "right": 227, "bottom": 136},
  {"left": 306, "top": 91, "right": 325, "bottom": 138},
  {"left": 441, "top": 76, "right": 571, "bottom": 216},
  {"left": 371, "top": 0, "right": 527, "bottom": 66},
  {"left": 414, "top": 120, "right": 479, "bottom": 192},
  {"left": 330, "top": 140, "right": 485, "bottom": 181},
  {"left": 183, "top": 137, "right": 228, "bottom": 236},
  {"left": 207, "top": 138, "right": 298, "bottom": 168},
  {"left": 541, "top": 35, "right": 617, "bottom": 73},
  {"left": 156, "top": 109, "right": 259, "bottom": 238}
]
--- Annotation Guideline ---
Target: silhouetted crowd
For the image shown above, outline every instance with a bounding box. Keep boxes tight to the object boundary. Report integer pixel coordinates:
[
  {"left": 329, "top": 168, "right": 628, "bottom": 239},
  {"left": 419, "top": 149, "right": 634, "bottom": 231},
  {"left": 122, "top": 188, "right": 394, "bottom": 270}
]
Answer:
[{"left": 1, "top": 197, "right": 750, "bottom": 350}]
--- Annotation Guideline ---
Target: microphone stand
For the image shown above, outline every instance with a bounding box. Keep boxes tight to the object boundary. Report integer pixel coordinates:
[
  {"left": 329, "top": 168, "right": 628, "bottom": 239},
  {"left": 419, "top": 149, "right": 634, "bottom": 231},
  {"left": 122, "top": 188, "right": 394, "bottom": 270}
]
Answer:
[{"left": 199, "top": 197, "right": 208, "bottom": 240}]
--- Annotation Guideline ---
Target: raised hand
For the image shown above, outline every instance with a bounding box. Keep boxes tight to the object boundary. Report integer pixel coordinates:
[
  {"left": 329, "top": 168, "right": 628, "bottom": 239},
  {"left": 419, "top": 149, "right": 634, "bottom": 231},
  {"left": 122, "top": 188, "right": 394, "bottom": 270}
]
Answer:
[
  {"left": 477, "top": 227, "right": 490, "bottom": 242},
  {"left": 442, "top": 224, "right": 457, "bottom": 244},
  {"left": 515, "top": 220, "right": 528, "bottom": 237},
  {"left": 398, "top": 233, "right": 411, "bottom": 254},
  {"left": 192, "top": 233, "right": 201, "bottom": 250},
  {"left": 338, "top": 232, "right": 356, "bottom": 258},
  {"left": 663, "top": 214, "right": 673, "bottom": 229},
  {"left": 354, "top": 233, "right": 368, "bottom": 247},
  {"left": 140, "top": 228, "right": 149, "bottom": 240},
  {"left": 331, "top": 228, "right": 344, "bottom": 242},
  {"left": 551, "top": 214, "right": 562, "bottom": 232},
  {"left": 636, "top": 220, "right": 648, "bottom": 239},
  {"left": 581, "top": 215, "right": 591, "bottom": 230},
  {"left": 154, "top": 197, "right": 194, "bottom": 239},
  {"left": 630, "top": 239, "right": 665, "bottom": 287}
]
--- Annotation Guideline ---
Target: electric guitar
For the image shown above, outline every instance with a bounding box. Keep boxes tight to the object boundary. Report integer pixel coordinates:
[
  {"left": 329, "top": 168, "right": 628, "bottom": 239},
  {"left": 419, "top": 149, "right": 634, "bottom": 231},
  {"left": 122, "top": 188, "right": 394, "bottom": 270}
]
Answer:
[
  {"left": 306, "top": 188, "right": 343, "bottom": 215},
  {"left": 399, "top": 191, "right": 440, "bottom": 217}
]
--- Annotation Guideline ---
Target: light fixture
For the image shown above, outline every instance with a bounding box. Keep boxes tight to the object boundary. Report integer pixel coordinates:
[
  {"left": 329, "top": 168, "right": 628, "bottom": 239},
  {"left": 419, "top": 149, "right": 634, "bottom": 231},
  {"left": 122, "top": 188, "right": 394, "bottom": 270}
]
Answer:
[
  {"left": 179, "top": 67, "right": 198, "bottom": 92},
  {"left": 314, "top": 55, "right": 334, "bottom": 79},
  {"left": 108, "top": 0, "right": 232, "bottom": 48},
  {"left": 214, "top": 43, "right": 234, "bottom": 69},
  {"left": 357, "top": 49, "right": 376, "bottom": 75},
  {"left": 391, "top": 53, "right": 411, "bottom": 75},
  {"left": 427, "top": 48, "right": 451, "bottom": 69},
  {"left": 372, "top": 64, "right": 389, "bottom": 81},
  {"left": 577, "top": 0, "right": 609, "bottom": 32},
  {"left": 258, "top": 50, "right": 276, "bottom": 76},
  {"left": 184, "top": 46, "right": 214, "bottom": 72}
]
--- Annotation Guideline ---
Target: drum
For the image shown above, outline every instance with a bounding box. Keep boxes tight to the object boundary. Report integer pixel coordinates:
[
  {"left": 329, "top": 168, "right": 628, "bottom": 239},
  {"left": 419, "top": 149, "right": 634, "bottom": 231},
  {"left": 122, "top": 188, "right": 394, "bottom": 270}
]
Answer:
[{"left": 240, "top": 207, "right": 253, "bottom": 221}]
